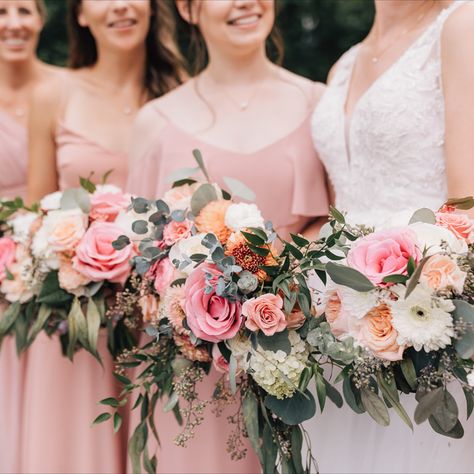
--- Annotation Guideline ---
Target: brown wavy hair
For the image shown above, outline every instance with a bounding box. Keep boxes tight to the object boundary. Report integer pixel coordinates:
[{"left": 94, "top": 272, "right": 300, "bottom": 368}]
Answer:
[
  {"left": 35, "top": 0, "right": 46, "bottom": 20},
  {"left": 183, "top": 0, "right": 284, "bottom": 75},
  {"left": 67, "top": 0, "right": 186, "bottom": 98}
]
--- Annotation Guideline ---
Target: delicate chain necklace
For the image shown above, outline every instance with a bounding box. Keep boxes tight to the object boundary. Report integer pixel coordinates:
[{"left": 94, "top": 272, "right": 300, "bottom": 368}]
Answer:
[
  {"left": 367, "top": 0, "right": 435, "bottom": 64},
  {"left": 206, "top": 71, "right": 271, "bottom": 112}
]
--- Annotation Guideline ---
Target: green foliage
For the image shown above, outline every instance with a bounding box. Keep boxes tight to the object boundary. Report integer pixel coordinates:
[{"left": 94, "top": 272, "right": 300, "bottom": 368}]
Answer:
[{"left": 40, "top": 0, "right": 374, "bottom": 81}]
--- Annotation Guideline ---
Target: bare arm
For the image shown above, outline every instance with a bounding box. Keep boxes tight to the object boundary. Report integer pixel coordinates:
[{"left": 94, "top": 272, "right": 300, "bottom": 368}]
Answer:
[
  {"left": 442, "top": 3, "right": 474, "bottom": 217},
  {"left": 27, "top": 79, "right": 60, "bottom": 204}
]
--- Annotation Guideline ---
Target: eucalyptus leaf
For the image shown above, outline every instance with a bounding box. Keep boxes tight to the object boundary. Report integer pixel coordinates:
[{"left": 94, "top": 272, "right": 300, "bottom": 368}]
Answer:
[
  {"left": 414, "top": 387, "right": 444, "bottom": 425},
  {"left": 60, "top": 188, "right": 90, "bottom": 213},
  {"left": 113, "top": 412, "right": 123, "bottom": 433},
  {"left": 190, "top": 184, "right": 218, "bottom": 216},
  {"left": 377, "top": 373, "right": 413, "bottom": 430},
  {"left": 264, "top": 390, "right": 316, "bottom": 425},
  {"left": 132, "top": 220, "right": 149, "bottom": 235},
  {"left": 343, "top": 376, "right": 365, "bottom": 414},
  {"left": 128, "top": 422, "right": 147, "bottom": 474},
  {"left": 431, "top": 390, "right": 459, "bottom": 432},
  {"left": 315, "top": 371, "right": 327, "bottom": 412},
  {"left": 361, "top": 388, "right": 390, "bottom": 426},
  {"left": 87, "top": 298, "right": 102, "bottom": 362},
  {"left": 429, "top": 416, "right": 464, "bottom": 439},
  {"left": 452, "top": 300, "right": 474, "bottom": 358},
  {"left": 26, "top": 304, "right": 51, "bottom": 347},
  {"left": 229, "top": 354, "right": 237, "bottom": 395},
  {"left": 163, "top": 392, "right": 179, "bottom": 413},
  {"left": 262, "top": 424, "right": 278, "bottom": 474},
  {"left": 242, "top": 393, "right": 262, "bottom": 464},
  {"left": 324, "top": 380, "right": 343, "bottom": 408},
  {"left": 112, "top": 235, "right": 131, "bottom": 250},
  {"left": 326, "top": 262, "right": 375, "bottom": 292},
  {"left": 463, "top": 387, "right": 474, "bottom": 419},
  {"left": 0, "top": 302, "right": 21, "bottom": 341},
  {"left": 257, "top": 329, "right": 291, "bottom": 354},
  {"left": 409, "top": 208, "right": 436, "bottom": 225},
  {"left": 400, "top": 358, "right": 418, "bottom": 390},
  {"left": 192, "top": 149, "right": 211, "bottom": 182},
  {"left": 223, "top": 176, "right": 256, "bottom": 201}
]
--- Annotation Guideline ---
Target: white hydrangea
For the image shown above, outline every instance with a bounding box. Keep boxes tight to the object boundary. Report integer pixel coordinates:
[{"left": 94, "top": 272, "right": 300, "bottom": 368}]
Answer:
[
  {"left": 224, "top": 203, "right": 265, "bottom": 232},
  {"left": 10, "top": 212, "right": 37, "bottom": 245},
  {"left": 409, "top": 222, "right": 468, "bottom": 256},
  {"left": 168, "top": 234, "right": 211, "bottom": 275},
  {"left": 229, "top": 331, "right": 309, "bottom": 399},
  {"left": 390, "top": 284, "right": 454, "bottom": 352}
]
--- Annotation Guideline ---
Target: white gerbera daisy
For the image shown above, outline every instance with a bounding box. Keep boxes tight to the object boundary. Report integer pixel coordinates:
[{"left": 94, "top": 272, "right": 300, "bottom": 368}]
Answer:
[{"left": 390, "top": 284, "right": 454, "bottom": 352}]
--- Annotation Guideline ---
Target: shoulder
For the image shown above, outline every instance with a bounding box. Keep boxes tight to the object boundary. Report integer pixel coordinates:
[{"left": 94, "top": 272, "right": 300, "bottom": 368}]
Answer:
[
  {"left": 274, "top": 67, "right": 325, "bottom": 107},
  {"left": 327, "top": 44, "right": 360, "bottom": 84},
  {"left": 442, "top": 1, "right": 474, "bottom": 42}
]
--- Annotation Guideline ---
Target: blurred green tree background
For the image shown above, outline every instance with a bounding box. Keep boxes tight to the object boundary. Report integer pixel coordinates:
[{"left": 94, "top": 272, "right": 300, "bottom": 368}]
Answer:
[{"left": 38, "top": 0, "right": 374, "bottom": 82}]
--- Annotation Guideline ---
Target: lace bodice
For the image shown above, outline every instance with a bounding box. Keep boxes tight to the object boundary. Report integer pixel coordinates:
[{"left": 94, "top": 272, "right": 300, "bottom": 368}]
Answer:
[{"left": 312, "top": 2, "right": 463, "bottom": 227}]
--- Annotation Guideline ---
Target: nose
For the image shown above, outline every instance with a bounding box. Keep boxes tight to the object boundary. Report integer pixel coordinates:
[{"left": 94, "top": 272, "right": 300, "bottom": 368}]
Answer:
[
  {"left": 111, "top": 0, "right": 130, "bottom": 15},
  {"left": 5, "top": 10, "right": 22, "bottom": 30},
  {"left": 233, "top": 0, "right": 257, "bottom": 8}
]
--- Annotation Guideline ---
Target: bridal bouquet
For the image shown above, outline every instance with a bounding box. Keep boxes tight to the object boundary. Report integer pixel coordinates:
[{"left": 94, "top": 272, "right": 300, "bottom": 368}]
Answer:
[
  {"left": 311, "top": 200, "right": 474, "bottom": 438},
  {"left": 99, "top": 152, "right": 330, "bottom": 474},
  {"left": 0, "top": 181, "right": 136, "bottom": 360}
]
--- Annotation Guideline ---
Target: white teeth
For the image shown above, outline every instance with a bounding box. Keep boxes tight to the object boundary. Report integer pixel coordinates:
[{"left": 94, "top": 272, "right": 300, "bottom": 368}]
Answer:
[
  {"left": 231, "top": 15, "right": 260, "bottom": 26},
  {"left": 3, "top": 38, "right": 27, "bottom": 46},
  {"left": 110, "top": 19, "right": 135, "bottom": 28}
]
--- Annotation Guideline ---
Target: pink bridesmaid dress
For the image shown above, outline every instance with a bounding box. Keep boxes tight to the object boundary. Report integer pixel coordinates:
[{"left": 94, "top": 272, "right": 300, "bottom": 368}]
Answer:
[
  {"left": 0, "top": 109, "right": 28, "bottom": 474},
  {"left": 126, "top": 110, "right": 329, "bottom": 473},
  {"left": 20, "top": 119, "right": 129, "bottom": 473}
]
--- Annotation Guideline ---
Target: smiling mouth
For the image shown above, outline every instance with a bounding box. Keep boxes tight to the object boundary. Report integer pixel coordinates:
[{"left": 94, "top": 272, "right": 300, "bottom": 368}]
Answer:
[
  {"left": 108, "top": 19, "right": 137, "bottom": 29},
  {"left": 1, "top": 36, "right": 29, "bottom": 48},
  {"left": 227, "top": 14, "right": 262, "bottom": 26}
]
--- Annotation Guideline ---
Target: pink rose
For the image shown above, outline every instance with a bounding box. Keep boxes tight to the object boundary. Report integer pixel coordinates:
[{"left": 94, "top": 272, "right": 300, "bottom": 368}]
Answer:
[
  {"left": 0, "top": 237, "right": 16, "bottom": 282},
  {"left": 357, "top": 304, "right": 405, "bottom": 361},
  {"left": 47, "top": 210, "right": 87, "bottom": 253},
  {"left": 163, "top": 183, "right": 199, "bottom": 211},
  {"left": 73, "top": 222, "right": 134, "bottom": 285},
  {"left": 58, "top": 256, "right": 91, "bottom": 292},
  {"left": 420, "top": 254, "right": 467, "bottom": 294},
  {"left": 90, "top": 191, "right": 130, "bottom": 222},
  {"left": 162, "top": 220, "right": 193, "bottom": 246},
  {"left": 184, "top": 263, "right": 242, "bottom": 343},
  {"left": 436, "top": 211, "right": 473, "bottom": 243},
  {"left": 212, "top": 344, "right": 229, "bottom": 373},
  {"left": 149, "top": 257, "right": 176, "bottom": 295},
  {"left": 347, "top": 228, "right": 421, "bottom": 285},
  {"left": 243, "top": 294, "right": 287, "bottom": 336}
]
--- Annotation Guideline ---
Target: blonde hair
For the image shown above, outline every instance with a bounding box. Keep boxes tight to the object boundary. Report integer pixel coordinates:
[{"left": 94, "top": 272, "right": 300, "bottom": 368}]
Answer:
[{"left": 34, "top": 0, "right": 47, "bottom": 20}]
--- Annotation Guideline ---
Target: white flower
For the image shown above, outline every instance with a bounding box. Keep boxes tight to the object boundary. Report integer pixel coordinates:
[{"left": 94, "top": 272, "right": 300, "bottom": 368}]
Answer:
[
  {"left": 224, "top": 203, "right": 265, "bottom": 232},
  {"left": 10, "top": 212, "right": 38, "bottom": 245},
  {"left": 168, "top": 234, "right": 211, "bottom": 275},
  {"left": 467, "top": 371, "right": 474, "bottom": 388},
  {"left": 390, "top": 284, "right": 454, "bottom": 352},
  {"left": 114, "top": 207, "right": 155, "bottom": 239},
  {"left": 229, "top": 331, "right": 309, "bottom": 399},
  {"left": 409, "top": 222, "right": 468, "bottom": 256},
  {"left": 40, "top": 191, "right": 62, "bottom": 211},
  {"left": 93, "top": 184, "right": 122, "bottom": 194},
  {"left": 335, "top": 283, "right": 380, "bottom": 320}
]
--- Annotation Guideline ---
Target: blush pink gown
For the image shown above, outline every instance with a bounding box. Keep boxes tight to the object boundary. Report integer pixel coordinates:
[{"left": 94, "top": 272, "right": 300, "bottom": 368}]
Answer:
[
  {"left": 20, "top": 121, "right": 129, "bottom": 473},
  {"left": 126, "top": 111, "right": 329, "bottom": 473},
  {"left": 0, "top": 109, "right": 28, "bottom": 474}
]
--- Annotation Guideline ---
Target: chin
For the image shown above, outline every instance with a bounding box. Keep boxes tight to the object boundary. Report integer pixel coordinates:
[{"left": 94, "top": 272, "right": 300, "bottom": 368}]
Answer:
[{"left": 0, "top": 49, "right": 34, "bottom": 63}]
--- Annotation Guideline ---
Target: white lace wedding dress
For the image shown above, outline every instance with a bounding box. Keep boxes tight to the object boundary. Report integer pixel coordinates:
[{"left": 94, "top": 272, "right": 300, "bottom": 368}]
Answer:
[{"left": 309, "top": 2, "right": 474, "bottom": 473}]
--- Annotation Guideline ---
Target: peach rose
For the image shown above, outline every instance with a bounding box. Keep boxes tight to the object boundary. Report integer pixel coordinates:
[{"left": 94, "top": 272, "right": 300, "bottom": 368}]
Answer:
[
  {"left": 0, "top": 237, "right": 16, "bottom": 282},
  {"left": 420, "top": 254, "right": 467, "bottom": 294},
  {"left": 58, "top": 256, "right": 91, "bottom": 293},
  {"left": 325, "top": 290, "right": 352, "bottom": 338},
  {"left": 73, "top": 222, "right": 134, "bottom": 285},
  {"left": 347, "top": 227, "right": 421, "bottom": 285},
  {"left": 357, "top": 304, "right": 404, "bottom": 361},
  {"left": 436, "top": 211, "right": 473, "bottom": 243},
  {"left": 243, "top": 293, "right": 287, "bottom": 336},
  {"left": 163, "top": 183, "right": 199, "bottom": 211},
  {"left": 138, "top": 294, "right": 159, "bottom": 323},
  {"left": 0, "top": 262, "right": 32, "bottom": 303},
  {"left": 47, "top": 210, "right": 88, "bottom": 253},
  {"left": 162, "top": 220, "right": 193, "bottom": 246},
  {"left": 90, "top": 190, "right": 130, "bottom": 222}
]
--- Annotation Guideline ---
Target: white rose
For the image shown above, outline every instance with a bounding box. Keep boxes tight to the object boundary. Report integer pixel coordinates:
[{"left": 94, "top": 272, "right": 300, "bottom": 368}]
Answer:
[
  {"left": 93, "top": 184, "right": 123, "bottom": 195},
  {"left": 409, "top": 222, "right": 468, "bottom": 256},
  {"left": 168, "top": 234, "right": 210, "bottom": 275},
  {"left": 224, "top": 203, "right": 265, "bottom": 232},
  {"left": 40, "top": 191, "right": 63, "bottom": 211},
  {"left": 10, "top": 212, "right": 38, "bottom": 245}
]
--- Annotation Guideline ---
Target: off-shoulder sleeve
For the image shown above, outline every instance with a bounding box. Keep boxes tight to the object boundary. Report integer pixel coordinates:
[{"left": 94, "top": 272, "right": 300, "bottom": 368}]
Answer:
[{"left": 291, "top": 132, "right": 329, "bottom": 218}]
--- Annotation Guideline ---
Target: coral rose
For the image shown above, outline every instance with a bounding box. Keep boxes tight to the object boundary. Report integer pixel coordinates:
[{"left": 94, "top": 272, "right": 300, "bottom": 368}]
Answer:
[
  {"left": 58, "top": 256, "right": 91, "bottom": 293},
  {"left": 0, "top": 237, "right": 16, "bottom": 282},
  {"left": 420, "top": 254, "right": 466, "bottom": 294},
  {"left": 194, "top": 200, "right": 232, "bottom": 244},
  {"left": 436, "top": 211, "right": 473, "bottom": 243},
  {"left": 184, "top": 263, "right": 242, "bottom": 343},
  {"left": 357, "top": 304, "right": 405, "bottom": 361},
  {"left": 73, "top": 222, "right": 134, "bottom": 285},
  {"left": 347, "top": 227, "right": 421, "bottom": 285},
  {"left": 243, "top": 293, "right": 287, "bottom": 336},
  {"left": 90, "top": 190, "right": 130, "bottom": 222},
  {"left": 162, "top": 220, "right": 193, "bottom": 246}
]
